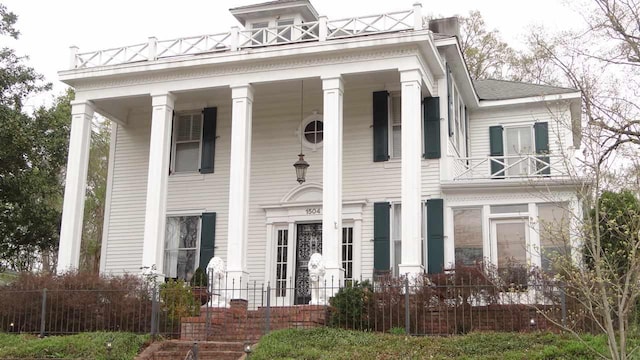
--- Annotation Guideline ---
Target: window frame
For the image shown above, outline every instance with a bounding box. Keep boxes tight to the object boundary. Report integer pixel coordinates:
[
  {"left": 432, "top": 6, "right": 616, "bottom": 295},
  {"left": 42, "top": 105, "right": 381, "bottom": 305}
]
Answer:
[
  {"left": 300, "top": 112, "right": 324, "bottom": 151},
  {"left": 171, "top": 111, "right": 204, "bottom": 174},
  {"left": 342, "top": 225, "right": 355, "bottom": 285},
  {"left": 502, "top": 124, "right": 535, "bottom": 177},
  {"left": 163, "top": 214, "right": 202, "bottom": 281},
  {"left": 388, "top": 92, "right": 402, "bottom": 159}
]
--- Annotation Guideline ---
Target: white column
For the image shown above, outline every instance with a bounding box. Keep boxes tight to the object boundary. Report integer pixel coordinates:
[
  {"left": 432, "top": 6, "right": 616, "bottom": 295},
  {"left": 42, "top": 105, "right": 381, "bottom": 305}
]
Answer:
[
  {"left": 141, "top": 93, "right": 175, "bottom": 274},
  {"left": 226, "top": 84, "right": 254, "bottom": 296},
  {"left": 322, "top": 76, "right": 345, "bottom": 287},
  {"left": 398, "top": 69, "right": 424, "bottom": 277},
  {"left": 57, "top": 101, "right": 95, "bottom": 273}
]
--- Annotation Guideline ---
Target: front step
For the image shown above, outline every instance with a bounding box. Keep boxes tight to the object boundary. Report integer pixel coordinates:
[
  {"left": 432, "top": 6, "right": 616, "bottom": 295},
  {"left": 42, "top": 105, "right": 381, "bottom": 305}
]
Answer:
[
  {"left": 153, "top": 350, "right": 244, "bottom": 360},
  {"left": 137, "top": 340, "right": 247, "bottom": 360}
]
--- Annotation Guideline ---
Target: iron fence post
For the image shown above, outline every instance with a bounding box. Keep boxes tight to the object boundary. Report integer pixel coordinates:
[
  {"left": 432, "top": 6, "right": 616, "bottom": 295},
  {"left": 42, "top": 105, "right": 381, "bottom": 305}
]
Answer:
[
  {"left": 265, "top": 284, "right": 271, "bottom": 334},
  {"left": 193, "top": 342, "right": 199, "bottom": 360},
  {"left": 150, "top": 283, "right": 158, "bottom": 339},
  {"left": 40, "top": 288, "right": 47, "bottom": 337},
  {"left": 560, "top": 282, "right": 567, "bottom": 328},
  {"left": 404, "top": 277, "right": 410, "bottom": 335}
]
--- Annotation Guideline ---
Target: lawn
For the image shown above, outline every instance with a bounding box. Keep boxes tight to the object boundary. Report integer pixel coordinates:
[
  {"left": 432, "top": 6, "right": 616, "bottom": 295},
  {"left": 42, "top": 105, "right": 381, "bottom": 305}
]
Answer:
[
  {"left": 0, "top": 332, "right": 150, "bottom": 360},
  {"left": 250, "top": 327, "right": 634, "bottom": 359}
]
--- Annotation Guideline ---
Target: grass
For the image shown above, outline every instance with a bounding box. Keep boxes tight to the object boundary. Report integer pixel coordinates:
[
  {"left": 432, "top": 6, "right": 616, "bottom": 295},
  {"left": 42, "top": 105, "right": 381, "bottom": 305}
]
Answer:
[
  {"left": 0, "top": 271, "right": 17, "bottom": 286},
  {"left": 250, "top": 327, "right": 637, "bottom": 359},
  {"left": 0, "top": 332, "right": 150, "bottom": 360}
]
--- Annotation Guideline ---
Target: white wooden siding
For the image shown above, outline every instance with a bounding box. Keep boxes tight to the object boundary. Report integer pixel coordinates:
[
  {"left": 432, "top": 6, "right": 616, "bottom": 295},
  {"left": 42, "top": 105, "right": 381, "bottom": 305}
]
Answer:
[{"left": 103, "top": 82, "right": 442, "bottom": 280}]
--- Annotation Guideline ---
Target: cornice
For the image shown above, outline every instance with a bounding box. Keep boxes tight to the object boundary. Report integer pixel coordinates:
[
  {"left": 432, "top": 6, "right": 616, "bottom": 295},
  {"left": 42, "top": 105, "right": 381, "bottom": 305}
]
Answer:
[{"left": 73, "top": 47, "right": 420, "bottom": 91}]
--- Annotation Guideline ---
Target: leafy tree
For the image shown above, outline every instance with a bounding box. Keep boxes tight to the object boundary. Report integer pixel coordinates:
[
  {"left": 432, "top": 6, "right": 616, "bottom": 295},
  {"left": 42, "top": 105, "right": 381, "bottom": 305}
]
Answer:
[{"left": 80, "top": 119, "right": 111, "bottom": 273}]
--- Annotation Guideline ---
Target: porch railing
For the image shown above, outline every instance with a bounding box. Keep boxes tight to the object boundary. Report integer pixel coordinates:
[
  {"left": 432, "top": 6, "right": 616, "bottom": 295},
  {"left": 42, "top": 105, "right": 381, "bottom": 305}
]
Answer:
[
  {"left": 451, "top": 154, "right": 570, "bottom": 181},
  {"left": 69, "top": 6, "right": 423, "bottom": 69}
]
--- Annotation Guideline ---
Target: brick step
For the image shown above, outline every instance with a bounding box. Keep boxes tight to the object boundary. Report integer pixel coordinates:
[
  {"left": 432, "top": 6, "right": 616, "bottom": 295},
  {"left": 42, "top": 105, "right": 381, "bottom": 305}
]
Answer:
[
  {"left": 161, "top": 340, "right": 245, "bottom": 352},
  {"left": 153, "top": 350, "right": 244, "bottom": 360}
]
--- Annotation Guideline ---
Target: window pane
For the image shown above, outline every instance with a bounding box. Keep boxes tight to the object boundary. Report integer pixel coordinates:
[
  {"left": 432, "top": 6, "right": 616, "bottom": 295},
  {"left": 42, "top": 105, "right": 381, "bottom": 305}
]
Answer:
[
  {"left": 392, "top": 126, "right": 402, "bottom": 158},
  {"left": 164, "top": 216, "right": 199, "bottom": 280},
  {"left": 392, "top": 204, "right": 401, "bottom": 277},
  {"left": 179, "top": 216, "right": 199, "bottom": 248},
  {"left": 538, "top": 203, "right": 571, "bottom": 271},
  {"left": 177, "top": 116, "right": 192, "bottom": 142},
  {"left": 175, "top": 142, "right": 199, "bottom": 172},
  {"left": 490, "top": 204, "right": 528, "bottom": 214},
  {"left": 454, "top": 208, "right": 483, "bottom": 266},
  {"left": 496, "top": 221, "right": 527, "bottom": 268},
  {"left": 190, "top": 115, "right": 202, "bottom": 140},
  {"left": 177, "top": 249, "right": 197, "bottom": 281}
]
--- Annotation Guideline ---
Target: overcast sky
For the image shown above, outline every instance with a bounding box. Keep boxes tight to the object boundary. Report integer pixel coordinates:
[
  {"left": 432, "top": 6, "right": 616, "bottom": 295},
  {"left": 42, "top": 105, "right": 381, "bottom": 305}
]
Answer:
[{"left": 4, "top": 0, "right": 584, "bottom": 110}]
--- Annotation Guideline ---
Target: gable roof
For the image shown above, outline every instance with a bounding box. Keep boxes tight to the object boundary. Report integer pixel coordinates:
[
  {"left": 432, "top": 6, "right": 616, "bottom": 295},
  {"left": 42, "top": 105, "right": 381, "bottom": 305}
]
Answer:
[{"left": 474, "top": 79, "right": 578, "bottom": 101}]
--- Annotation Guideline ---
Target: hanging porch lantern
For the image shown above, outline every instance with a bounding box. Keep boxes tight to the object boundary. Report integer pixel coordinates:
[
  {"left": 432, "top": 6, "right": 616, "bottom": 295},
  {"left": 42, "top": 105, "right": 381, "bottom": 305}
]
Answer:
[{"left": 293, "top": 153, "right": 309, "bottom": 184}]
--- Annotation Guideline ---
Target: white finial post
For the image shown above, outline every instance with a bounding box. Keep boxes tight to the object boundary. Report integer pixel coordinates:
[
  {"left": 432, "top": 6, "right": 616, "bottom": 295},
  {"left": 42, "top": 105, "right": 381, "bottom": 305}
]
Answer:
[
  {"left": 148, "top": 37, "right": 158, "bottom": 61},
  {"left": 231, "top": 26, "right": 240, "bottom": 51},
  {"left": 413, "top": 2, "right": 423, "bottom": 31},
  {"left": 69, "top": 46, "right": 78, "bottom": 69},
  {"left": 319, "top": 16, "right": 328, "bottom": 41}
]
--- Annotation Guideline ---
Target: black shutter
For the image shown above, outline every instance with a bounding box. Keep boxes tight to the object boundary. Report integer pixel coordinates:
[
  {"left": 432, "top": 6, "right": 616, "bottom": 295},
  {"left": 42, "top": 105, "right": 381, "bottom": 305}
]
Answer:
[
  {"left": 373, "top": 91, "right": 389, "bottom": 162},
  {"left": 534, "top": 122, "right": 550, "bottom": 175},
  {"left": 373, "top": 202, "right": 391, "bottom": 273},
  {"left": 489, "top": 125, "right": 504, "bottom": 178},
  {"left": 200, "top": 107, "right": 217, "bottom": 174},
  {"left": 447, "top": 64, "right": 454, "bottom": 137},
  {"left": 199, "top": 212, "right": 216, "bottom": 270},
  {"left": 423, "top": 97, "right": 441, "bottom": 159},
  {"left": 427, "top": 199, "right": 444, "bottom": 274}
]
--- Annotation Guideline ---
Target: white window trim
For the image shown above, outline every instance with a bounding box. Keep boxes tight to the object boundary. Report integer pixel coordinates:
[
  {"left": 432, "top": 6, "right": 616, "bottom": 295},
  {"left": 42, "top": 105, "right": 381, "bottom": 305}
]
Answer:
[
  {"left": 171, "top": 111, "right": 203, "bottom": 174},
  {"left": 297, "top": 111, "right": 324, "bottom": 152},
  {"left": 388, "top": 92, "right": 402, "bottom": 159},
  {"left": 162, "top": 213, "right": 203, "bottom": 280}
]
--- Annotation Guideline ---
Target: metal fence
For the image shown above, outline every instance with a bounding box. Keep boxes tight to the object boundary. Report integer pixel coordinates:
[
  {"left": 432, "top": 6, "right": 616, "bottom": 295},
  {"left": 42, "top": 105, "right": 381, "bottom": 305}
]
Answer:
[{"left": 0, "top": 272, "right": 598, "bottom": 340}]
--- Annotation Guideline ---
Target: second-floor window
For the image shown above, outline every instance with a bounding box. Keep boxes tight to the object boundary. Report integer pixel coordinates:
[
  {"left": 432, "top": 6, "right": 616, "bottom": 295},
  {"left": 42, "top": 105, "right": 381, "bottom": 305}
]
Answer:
[
  {"left": 173, "top": 113, "right": 202, "bottom": 173},
  {"left": 251, "top": 22, "right": 269, "bottom": 45},
  {"left": 389, "top": 94, "right": 401, "bottom": 158},
  {"left": 505, "top": 126, "right": 533, "bottom": 176},
  {"left": 277, "top": 19, "right": 294, "bottom": 42}
]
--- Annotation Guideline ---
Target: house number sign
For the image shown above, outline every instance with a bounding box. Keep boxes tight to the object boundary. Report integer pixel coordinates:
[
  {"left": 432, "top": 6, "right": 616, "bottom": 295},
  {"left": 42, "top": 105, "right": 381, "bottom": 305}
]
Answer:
[{"left": 305, "top": 208, "right": 321, "bottom": 215}]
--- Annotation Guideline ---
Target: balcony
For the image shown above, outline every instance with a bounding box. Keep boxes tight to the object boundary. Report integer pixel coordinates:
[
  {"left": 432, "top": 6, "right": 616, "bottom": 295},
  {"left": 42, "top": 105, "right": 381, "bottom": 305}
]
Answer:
[
  {"left": 451, "top": 154, "right": 571, "bottom": 181},
  {"left": 69, "top": 7, "right": 424, "bottom": 70}
]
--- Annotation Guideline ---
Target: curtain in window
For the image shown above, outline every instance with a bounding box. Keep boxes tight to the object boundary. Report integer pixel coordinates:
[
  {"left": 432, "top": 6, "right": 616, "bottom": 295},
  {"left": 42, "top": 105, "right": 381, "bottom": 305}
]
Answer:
[{"left": 164, "top": 217, "right": 180, "bottom": 278}]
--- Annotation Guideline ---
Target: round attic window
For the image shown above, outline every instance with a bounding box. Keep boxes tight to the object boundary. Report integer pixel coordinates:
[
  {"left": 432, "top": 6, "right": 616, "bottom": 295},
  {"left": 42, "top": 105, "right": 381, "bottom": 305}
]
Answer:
[{"left": 298, "top": 112, "right": 323, "bottom": 151}]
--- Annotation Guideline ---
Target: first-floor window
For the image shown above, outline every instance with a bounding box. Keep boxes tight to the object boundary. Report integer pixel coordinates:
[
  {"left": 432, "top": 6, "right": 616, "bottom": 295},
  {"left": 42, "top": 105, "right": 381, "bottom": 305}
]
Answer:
[
  {"left": 538, "top": 202, "right": 571, "bottom": 272},
  {"left": 454, "top": 208, "right": 483, "bottom": 267},
  {"left": 164, "top": 216, "right": 200, "bottom": 281},
  {"left": 392, "top": 204, "right": 402, "bottom": 277},
  {"left": 342, "top": 227, "right": 354, "bottom": 284},
  {"left": 275, "top": 229, "right": 288, "bottom": 297}
]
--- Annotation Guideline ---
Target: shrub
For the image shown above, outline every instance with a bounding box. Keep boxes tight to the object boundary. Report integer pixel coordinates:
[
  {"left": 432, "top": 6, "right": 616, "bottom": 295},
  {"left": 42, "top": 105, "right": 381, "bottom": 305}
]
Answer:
[
  {"left": 0, "top": 271, "right": 153, "bottom": 334},
  {"left": 190, "top": 267, "right": 208, "bottom": 287},
  {"left": 159, "top": 279, "right": 197, "bottom": 324},
  {"left": 329, "top": 280, "right": 373, "bottom": 330}
]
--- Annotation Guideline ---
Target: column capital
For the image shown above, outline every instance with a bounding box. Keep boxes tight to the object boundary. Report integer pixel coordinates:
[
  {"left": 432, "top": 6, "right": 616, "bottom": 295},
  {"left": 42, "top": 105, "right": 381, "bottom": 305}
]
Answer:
[
  {"left": 151, "top": 92, "right": 176, "bottom": 109},
  {"left": 230, "top": 84, "right": 255, "bottom": 101},
  {"left": 321, "top": 76, "right": 344, "bottom": 92},
  {"left": 400, "top": 68, "right": 423, "bottom": 84},
  {"left": 70, "top": 100, "right": 95, "bottom": 116}
]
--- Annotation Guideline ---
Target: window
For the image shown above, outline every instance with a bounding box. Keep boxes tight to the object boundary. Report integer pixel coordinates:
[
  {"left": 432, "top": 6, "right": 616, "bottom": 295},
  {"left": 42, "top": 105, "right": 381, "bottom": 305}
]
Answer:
[
  {"left": 390, "top": 94, "right": 402, "bottom": 158},
  {"left": 454, "top": 208, "right": 483, "bottom": 266},
  {"left": 391, "top": 204, "right": 402, "bottom": 276},
  {"left": 276, "top": 19, "right": 294, "bottom": 42},
  {"left": 275, "top": 229, "right": 288, "bottom": 297},
  {"left": 491, "top": 204, "right": 528, "bottom": 214},
  {"left": 173, "top": 113, "right": 202, "bottom": 173},
  {"left": 538, "top": 203, "right": 570, "bottom": 272},
  {"left": 304, "top": 120, "right": 323, "bottom": 144},
  {"left": 504, "top": 126, "right": 533, "bottom": 176},
  {"left": 342, "top": 227, "right": 354, "bottom": 284},
  {"left": 164, "top": 216, "right": 200, "bottom": 280}
]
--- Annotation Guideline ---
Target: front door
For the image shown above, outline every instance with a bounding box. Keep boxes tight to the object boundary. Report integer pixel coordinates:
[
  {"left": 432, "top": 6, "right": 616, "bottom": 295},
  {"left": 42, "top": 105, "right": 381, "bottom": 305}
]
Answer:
[{"left": 294, "top": 223, "right": 322, "bottom": 305}]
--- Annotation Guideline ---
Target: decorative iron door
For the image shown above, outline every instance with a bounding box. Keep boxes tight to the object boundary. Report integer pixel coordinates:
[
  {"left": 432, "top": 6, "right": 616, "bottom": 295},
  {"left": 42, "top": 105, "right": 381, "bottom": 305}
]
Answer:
[{"left": 294, "top": 223, "right": 322, "bottom": 305}]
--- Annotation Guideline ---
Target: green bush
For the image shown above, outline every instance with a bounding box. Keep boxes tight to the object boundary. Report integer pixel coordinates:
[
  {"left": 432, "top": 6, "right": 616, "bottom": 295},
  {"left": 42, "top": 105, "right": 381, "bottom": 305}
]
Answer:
[
  {"left": 159, "top": 279, "right": 197, "bottom": 324},
  {"left": 329, "top": 280, "right": 373, "bottom": 330},
  {"left": 190, "top": 267, "right": 208, "bottom": 287}
]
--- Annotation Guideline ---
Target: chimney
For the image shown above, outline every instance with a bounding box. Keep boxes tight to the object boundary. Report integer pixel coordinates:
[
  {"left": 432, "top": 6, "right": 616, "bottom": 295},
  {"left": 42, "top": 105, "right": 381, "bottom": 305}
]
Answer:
[{"left": 428, "top": 17, "right": 461, "bottom": 40}]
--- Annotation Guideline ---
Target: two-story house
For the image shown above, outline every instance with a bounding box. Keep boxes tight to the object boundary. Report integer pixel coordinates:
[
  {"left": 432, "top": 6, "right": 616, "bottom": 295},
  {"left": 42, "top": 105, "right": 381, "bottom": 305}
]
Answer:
[{"left": 56, "top": 0, "right": 582, "bottom": 305}]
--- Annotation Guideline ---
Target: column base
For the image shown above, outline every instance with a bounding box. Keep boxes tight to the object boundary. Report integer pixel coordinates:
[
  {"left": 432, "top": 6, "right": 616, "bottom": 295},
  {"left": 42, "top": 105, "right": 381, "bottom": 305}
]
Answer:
[
  {"left": 398, "top": 264, "right": 425, "bottom": 282},
  {"left": 225, "top": 270, "right": 249, "bottom": 300}
]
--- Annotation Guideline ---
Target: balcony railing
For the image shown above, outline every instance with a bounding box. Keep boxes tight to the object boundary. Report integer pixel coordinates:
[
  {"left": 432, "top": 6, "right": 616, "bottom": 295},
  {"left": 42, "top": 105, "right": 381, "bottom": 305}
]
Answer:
[
  {"left": 452, "top": 154, "right": 570, "bottom": 181},
  {"left": 68, "top": 5, "right": 423, "bottom": 69}
]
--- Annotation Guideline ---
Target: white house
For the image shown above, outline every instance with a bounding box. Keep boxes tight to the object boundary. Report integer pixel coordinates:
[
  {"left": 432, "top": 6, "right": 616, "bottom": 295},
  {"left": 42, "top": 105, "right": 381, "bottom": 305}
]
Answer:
[{"left": 56, "top": 0, "right": 582, "bottom": 305}]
